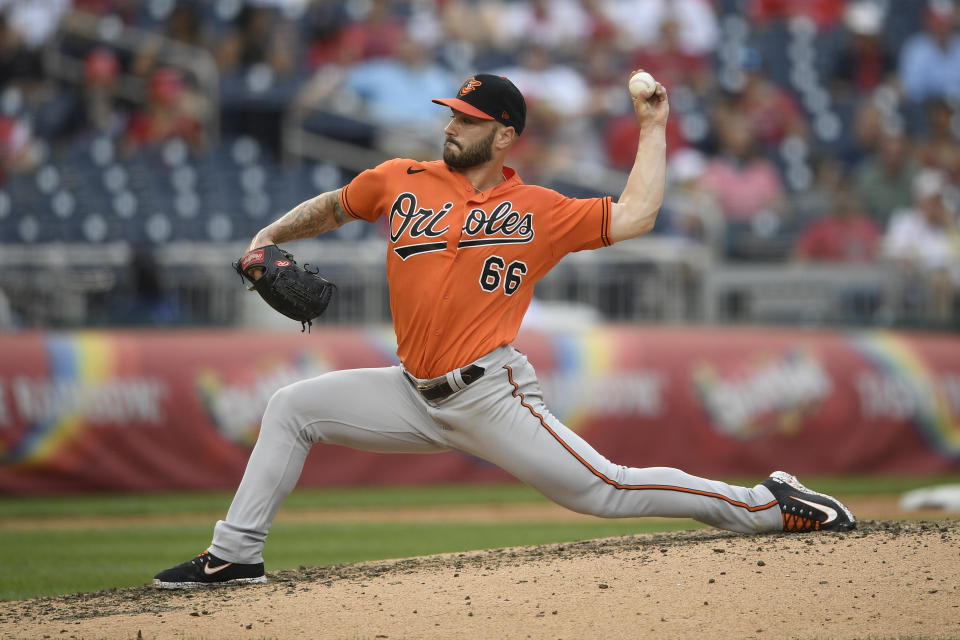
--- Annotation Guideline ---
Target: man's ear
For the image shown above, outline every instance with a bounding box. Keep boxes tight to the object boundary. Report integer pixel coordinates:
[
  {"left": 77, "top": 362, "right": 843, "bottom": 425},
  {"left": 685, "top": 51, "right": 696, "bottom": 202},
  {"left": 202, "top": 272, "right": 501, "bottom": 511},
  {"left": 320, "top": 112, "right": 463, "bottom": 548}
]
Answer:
[{"left": 495, "top": 125, "right": 517, "bottom": 150}]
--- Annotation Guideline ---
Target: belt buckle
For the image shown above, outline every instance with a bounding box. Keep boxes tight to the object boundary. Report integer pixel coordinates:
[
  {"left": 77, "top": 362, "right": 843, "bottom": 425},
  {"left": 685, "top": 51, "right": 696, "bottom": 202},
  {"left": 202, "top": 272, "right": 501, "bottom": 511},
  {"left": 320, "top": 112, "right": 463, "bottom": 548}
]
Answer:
[{"left": 417, "top": 380, "right": 437, "bottom": 394}]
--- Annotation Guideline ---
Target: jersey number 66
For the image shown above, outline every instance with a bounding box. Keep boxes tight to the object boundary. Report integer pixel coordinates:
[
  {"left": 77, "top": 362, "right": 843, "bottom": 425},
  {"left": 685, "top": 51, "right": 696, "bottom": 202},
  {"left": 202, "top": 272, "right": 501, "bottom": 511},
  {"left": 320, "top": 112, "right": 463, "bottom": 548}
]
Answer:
[{"left": 480, "top": 256, "right": 528, "bottom": 295}]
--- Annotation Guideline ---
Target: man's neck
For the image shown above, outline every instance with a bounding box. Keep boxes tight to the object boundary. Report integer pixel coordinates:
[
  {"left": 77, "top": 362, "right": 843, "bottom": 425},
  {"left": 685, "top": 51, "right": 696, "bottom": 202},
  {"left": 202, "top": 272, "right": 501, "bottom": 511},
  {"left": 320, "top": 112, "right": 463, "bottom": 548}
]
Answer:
[{"left": 453, "top": 162, "right": 507, "bottom": 193}]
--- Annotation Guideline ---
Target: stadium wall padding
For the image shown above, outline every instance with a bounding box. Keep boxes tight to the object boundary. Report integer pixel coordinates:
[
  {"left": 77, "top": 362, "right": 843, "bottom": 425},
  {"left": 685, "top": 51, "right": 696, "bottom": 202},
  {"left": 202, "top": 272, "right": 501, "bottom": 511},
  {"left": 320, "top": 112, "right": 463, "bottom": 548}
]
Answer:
[{"left": 1, "top": 327, "right": 959, "bottom": 494}]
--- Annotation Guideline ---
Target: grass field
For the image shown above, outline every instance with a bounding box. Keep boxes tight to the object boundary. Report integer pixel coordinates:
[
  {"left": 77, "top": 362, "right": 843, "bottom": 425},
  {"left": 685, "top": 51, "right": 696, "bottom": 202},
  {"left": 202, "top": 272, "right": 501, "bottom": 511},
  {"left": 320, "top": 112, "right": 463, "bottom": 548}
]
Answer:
[{"left": 2, "top": 475, "right": 958, "bottom": 601}]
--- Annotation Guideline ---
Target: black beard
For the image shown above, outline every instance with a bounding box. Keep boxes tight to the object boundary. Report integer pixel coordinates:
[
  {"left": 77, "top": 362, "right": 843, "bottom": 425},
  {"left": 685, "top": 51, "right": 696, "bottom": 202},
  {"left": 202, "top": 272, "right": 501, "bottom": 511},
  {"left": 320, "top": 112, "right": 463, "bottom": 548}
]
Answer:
[{"left": 443, "top": 128, "right": 496, "bottom": 169}]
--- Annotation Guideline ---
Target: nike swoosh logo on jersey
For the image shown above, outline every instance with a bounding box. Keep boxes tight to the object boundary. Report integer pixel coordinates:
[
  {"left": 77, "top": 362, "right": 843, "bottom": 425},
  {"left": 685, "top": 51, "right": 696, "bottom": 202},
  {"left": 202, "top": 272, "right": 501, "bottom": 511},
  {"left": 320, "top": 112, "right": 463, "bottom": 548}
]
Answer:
[
  {"left": 792, "top": 497, "right": 838, "bottom": 524},
  {"left": 406, "top": 166, "right": 426, "bottom": 174},
  {"left": 203, "top": 561, "right": 233, "bottom": 575}
]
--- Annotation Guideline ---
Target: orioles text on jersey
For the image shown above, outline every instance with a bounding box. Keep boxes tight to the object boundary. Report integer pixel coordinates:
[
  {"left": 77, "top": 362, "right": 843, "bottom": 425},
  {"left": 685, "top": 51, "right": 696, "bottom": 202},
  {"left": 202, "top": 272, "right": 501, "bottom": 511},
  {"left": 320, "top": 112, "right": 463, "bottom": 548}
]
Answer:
[{"left": 389, "top": 192, "right": 535, "bottom": 260}]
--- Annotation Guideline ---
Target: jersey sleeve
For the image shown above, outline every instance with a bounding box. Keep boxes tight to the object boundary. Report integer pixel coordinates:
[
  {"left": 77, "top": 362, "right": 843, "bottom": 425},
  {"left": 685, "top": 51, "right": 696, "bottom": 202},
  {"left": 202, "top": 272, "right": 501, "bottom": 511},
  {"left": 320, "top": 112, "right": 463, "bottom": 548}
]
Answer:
[
  {"left": 546, "top": 191, "right": 613, "bottom": 257},
  {"left": 339, "top": 158, "right": 406, "bottom": 222}
]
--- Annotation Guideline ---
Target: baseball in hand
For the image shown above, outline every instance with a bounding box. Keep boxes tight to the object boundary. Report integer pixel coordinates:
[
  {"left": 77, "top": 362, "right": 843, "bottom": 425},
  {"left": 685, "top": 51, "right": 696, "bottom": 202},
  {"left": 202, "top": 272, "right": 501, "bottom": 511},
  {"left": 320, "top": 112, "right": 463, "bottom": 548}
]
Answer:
[{"left": 628, "top": 71, "right": 657, "bottom": 99}]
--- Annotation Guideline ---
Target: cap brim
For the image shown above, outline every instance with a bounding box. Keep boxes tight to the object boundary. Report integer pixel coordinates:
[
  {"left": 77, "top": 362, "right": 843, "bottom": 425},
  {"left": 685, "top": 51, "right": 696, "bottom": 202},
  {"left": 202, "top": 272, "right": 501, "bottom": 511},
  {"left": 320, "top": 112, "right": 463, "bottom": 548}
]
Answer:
[{"left": 432, "top": 98, "right": 494, "bottom": 120}]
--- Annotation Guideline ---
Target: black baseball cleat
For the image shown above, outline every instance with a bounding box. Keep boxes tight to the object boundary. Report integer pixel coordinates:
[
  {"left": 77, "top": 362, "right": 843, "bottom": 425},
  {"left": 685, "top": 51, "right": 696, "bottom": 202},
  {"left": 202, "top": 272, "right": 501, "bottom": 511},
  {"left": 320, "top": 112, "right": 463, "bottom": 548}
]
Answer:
[
  {"left": 153, "top": 550, "right": 266, "bottom": 589},
  {"left": 762, "top": 471, "right": 856, "bottom": 532}
]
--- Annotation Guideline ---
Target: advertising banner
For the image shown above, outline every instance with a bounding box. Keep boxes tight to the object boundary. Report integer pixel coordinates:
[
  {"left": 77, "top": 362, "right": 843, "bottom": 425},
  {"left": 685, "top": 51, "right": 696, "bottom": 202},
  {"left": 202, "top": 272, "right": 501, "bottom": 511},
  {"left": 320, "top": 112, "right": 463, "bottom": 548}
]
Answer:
[{"left": 1, "top": 327, "right": 958, "bottom": 494}]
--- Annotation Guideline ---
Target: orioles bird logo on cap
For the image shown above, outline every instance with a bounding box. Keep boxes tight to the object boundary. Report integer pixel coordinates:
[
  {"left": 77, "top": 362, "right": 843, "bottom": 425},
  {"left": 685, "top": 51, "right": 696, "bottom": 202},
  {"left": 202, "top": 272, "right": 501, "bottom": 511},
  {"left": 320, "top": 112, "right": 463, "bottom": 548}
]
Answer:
[{"left": 459, "top": 78, "right": 482, "bottom": 96}]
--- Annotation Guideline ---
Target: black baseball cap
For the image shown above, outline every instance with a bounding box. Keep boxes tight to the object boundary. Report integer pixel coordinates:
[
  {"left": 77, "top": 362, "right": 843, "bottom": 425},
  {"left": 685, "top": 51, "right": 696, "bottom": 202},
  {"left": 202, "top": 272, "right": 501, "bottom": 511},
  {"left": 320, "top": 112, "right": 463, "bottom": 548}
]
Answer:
[{"left": 433, "top": 74, "right": 526, "bottom": 135}]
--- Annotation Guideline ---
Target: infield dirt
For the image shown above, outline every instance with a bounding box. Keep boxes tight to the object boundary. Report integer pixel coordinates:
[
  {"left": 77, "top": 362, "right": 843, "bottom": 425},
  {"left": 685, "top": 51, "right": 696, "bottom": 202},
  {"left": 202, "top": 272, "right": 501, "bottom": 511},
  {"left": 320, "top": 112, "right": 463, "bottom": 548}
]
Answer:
[{"left": 2, "top": 519, "right": 958, "bottom": 640}]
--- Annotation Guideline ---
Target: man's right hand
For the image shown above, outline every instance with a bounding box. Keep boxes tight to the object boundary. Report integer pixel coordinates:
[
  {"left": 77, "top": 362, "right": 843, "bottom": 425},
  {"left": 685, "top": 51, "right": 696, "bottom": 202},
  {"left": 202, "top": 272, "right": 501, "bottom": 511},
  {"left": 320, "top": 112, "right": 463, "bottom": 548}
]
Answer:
[{"left": 631, "top": 72, "right": 669, "bottom": 130}]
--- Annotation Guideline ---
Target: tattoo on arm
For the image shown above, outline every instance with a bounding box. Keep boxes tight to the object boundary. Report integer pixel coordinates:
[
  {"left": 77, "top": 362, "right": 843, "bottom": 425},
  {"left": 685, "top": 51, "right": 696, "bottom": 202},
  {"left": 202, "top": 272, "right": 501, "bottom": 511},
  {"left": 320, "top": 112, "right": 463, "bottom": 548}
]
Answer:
[{"left": 250, "top": 189, "right": 348, "bottom": 249}]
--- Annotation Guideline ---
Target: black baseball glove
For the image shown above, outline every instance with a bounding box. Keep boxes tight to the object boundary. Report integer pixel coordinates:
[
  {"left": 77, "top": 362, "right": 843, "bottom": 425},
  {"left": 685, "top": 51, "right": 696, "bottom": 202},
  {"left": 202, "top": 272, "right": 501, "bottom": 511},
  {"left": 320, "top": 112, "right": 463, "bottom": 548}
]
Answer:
[{"left": 233, "top": 244, "right": 336, "bottom": 332}]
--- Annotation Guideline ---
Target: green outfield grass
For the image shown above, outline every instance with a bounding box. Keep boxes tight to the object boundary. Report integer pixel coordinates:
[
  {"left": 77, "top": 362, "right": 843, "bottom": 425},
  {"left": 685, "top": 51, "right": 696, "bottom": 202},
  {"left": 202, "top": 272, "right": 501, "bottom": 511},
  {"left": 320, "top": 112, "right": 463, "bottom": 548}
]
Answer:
[
  {"left": 2, "top": 475, "right": 958, "bottom": 601},
  {"left": 0, "top": 519, "right": 700, "bottom": 602}
]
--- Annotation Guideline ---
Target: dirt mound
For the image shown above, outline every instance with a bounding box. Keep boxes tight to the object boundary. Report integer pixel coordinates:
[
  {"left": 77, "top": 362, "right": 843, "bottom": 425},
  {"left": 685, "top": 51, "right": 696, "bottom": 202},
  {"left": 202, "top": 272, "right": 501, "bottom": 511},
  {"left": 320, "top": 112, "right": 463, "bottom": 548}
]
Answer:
[{"left": 2, "top": 520, "right": 958, "bottom": 640}]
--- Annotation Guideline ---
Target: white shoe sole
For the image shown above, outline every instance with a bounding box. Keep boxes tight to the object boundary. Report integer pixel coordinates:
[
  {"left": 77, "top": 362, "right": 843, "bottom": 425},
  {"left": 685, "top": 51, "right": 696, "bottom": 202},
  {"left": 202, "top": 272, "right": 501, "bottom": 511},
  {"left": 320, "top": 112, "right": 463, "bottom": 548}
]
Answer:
[{"left": 153, "top": 575, "right": 267, "bottom": 589}]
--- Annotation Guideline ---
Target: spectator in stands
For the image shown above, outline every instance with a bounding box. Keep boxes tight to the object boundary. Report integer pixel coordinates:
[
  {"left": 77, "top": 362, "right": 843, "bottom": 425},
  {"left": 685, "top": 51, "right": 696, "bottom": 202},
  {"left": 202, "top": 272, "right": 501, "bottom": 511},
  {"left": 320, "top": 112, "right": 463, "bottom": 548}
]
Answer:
[
  {"left": 604, "top": 118, "right": 689, "bottom": 173},
  {"left": 853, "top": 129, "right": 917, "bottom": 228},
  {"left": 628, "top": 13, "right": 712, "bottom": 95},
  {"left": 791, "top": 154, "right": 845, "bottom": 224},
  {"left": 0, "top": 112, "right": 42, "bottom": 181},
  {"left": 0, "top": 0, "right": 69, "bottom": 54},
  {"left": 700, "top": 110, "right": 788, "bottom": 226},
  {"left": 0, "top": 12, "right": 42, "bottom": 86},
  {"left": 404, "top": 0, "right": 485, "bottom": 68},
  {"left": 916, "top": 97, "right": 960, "bottom": 181},
  {"left": 497, "top": 41, "right": 591, "bottom": 123},
  {"left": 27, "top": 42, "right": 127, "bottom": 142},
  {"left": 578, "top": 34, "right": 625, "bottom": 112},
  {"left": 603, "top": 0, "right": 719, "bottom": 57},
  {"left": 342, "top": 34, "right": 456, "bottom": 127},
  {"left": 699, "top": 109, "right": 791, "bottom": 260},
  {"left": 792, "top": 185, "right": 881, "bottom": 263},
  {"left": 215, "top": 1, "right": 301, "bottom": 135},
  {"left": 571, "top": 0, "right": 620, "bottom": 46},
  {"left": 131, "top": 3, "right": 208, "bottom": 78},
  {"left": 60, "top": 46, "right": 126, "bottom": 138},
  {"left": 482, "top": 0, "right": 593, "bottom": 53},
  {"left": 306, "top": 0, "right": 406, "bottom": 71},
  {"left": 714, "top": 46, "right": 808, "bottom": 151},
  {"left": 122, "top": 67, "right": 206, "bottom": 153},
  {"left": 215, "top": 3, "right": 304, "bottom": 149},
  {"left": 848, "top": 93, "right": 896, "bottom": 163},
  {"left": 898, "top": 0, "right": 960, "bottom": 104},
  {"left": 215, "top": 4, "right": 298, "bottom": 81},
  {"left": 883, "top": 168, "right": 960, "bottom": 321},
  {"left": 342, "top": 34, "right": 456, "bottom": 157},
  {"left": 496, "top": 42, "right": 600, "bottom": 181},
  {"left": 829, "top": 1, "right": 896, "bottom": 100},
  {"left": 0, "top": 3, "right": 67, "bottom": 137},
  {"left": 658, "top": 148, "right": 725, "bottom": 255},
  {"left": 294, "top": 33, "right": 455, "bottom": 158}
]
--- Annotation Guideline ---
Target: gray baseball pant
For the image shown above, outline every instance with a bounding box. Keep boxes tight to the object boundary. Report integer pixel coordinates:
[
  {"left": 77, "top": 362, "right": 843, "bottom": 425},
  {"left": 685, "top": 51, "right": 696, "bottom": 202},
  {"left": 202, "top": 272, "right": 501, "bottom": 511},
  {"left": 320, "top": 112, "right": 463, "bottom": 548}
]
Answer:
[{"left": 210, "top": 346, "right": 782, "bottom": 564}]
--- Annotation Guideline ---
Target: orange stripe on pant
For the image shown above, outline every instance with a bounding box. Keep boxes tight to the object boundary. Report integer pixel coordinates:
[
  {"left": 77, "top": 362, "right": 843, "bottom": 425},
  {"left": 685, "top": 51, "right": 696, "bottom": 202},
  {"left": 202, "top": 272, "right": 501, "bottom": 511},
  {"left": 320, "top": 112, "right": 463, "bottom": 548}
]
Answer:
[{"left": 502, "top": 364, "right": 779, "bottom": 514}]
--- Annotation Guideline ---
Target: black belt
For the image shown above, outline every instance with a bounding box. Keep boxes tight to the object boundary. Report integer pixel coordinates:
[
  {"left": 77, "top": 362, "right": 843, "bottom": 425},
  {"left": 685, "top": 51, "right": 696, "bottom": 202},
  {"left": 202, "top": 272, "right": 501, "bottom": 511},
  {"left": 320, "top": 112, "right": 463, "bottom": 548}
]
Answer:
[{"left": 407, "top": 364, "right": 485, "bottom": 401}]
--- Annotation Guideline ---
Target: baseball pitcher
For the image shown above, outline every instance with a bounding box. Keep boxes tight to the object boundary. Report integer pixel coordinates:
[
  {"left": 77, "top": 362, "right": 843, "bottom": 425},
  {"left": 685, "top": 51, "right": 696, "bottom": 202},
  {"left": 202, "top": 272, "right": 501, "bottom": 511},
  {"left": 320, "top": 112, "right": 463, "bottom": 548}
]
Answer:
[{"left": 154, "top": 73, "right": 854, "bottom": 588}]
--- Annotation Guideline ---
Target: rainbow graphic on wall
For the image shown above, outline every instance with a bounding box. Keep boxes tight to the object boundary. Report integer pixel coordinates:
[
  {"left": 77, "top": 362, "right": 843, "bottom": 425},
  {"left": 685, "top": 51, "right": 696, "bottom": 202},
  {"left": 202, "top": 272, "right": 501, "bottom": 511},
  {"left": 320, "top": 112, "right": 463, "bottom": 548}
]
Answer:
[
  {"left": 542, "top": 329, "right": 616, "bottom": 430},
  {"left": 0, "top": 333, "right": 114, "bottom": 467},
  {"left": 850, "top": 331, "right": 960, "bottom": 462}
]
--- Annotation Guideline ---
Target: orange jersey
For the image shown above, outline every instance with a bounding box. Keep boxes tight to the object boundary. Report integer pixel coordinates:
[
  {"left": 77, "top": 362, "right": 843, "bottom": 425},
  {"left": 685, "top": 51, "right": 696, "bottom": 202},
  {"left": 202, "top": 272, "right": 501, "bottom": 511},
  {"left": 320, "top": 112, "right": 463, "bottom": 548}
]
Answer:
[{"left": 340, "top": 158, "right": 612, "bottom": 378}]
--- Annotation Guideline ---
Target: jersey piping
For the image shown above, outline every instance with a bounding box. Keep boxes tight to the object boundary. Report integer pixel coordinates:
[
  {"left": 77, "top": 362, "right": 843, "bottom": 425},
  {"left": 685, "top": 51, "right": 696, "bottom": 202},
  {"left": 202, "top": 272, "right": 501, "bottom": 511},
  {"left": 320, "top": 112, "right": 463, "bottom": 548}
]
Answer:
[
  {"left": 339, "top": 183, "right": 361, "bottom": 220},
  {"left": 600, "top": 196, "right": 611, "bottom": 247}
]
